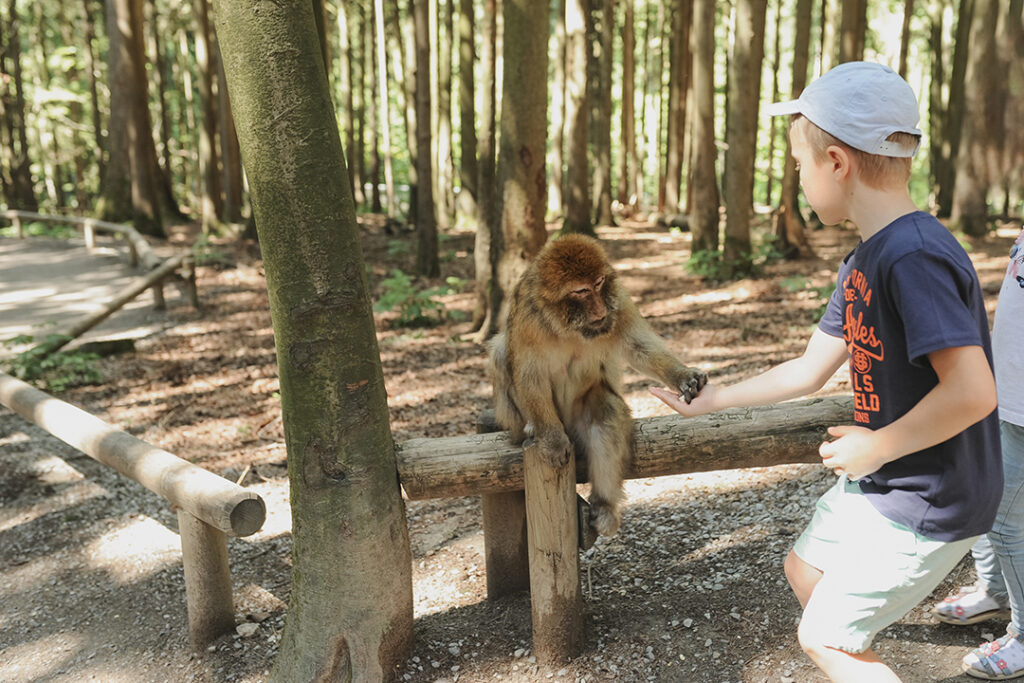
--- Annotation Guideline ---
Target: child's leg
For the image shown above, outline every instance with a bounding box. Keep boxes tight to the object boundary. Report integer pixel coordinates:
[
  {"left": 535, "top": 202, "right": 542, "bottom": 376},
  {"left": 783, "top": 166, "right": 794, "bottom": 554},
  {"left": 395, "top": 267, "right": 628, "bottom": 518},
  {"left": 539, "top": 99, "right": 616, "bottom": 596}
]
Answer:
[
  {"left": 791, "top": 476, "right": 977, "bottom": 680},
  {"left": 992, "top": 421, "right": 1024, "bottom": 636},
  {"left": 784, "top": 549, "right": 821, "bottom": 608}
]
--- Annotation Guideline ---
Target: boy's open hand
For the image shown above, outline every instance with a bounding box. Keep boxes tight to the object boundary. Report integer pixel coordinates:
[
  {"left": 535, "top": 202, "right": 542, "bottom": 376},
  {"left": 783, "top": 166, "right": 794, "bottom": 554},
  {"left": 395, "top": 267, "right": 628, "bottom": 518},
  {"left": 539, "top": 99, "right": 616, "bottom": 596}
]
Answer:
[
  {"left": 819, "top": 425, "right": 886, "bottom": 481},
  {"left": 649, "top": 383, "right": 716, "bottom": 418}
]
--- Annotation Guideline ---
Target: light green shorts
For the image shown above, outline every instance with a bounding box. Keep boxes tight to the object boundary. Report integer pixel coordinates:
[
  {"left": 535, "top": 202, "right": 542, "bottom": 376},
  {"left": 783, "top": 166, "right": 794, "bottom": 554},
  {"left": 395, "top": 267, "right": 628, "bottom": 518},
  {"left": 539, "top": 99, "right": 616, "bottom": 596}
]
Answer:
[{"left": 792, "top": 475, "right": 978, "bottom": 654}]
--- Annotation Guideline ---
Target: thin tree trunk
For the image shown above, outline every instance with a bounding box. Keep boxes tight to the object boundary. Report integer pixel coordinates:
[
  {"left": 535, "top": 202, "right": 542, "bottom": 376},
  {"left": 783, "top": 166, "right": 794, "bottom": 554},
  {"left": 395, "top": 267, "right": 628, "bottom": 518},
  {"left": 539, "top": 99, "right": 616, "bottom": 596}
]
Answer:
[
  {"left": 591, "top": 0, "right": 615, "bottom": 226},
  {"left": 457, "top": 0, "right": 478, "bottom": 222},
  {"left": 218, "top": 51, "right": 244, "bottom": 223},
  {"left": 367, "top": 8, "right": 381, "bottom": 213},
  {"left": 196, "top": 0, "right": 223, "bottom": 232},
  {"left": 548, "top": 0, "right": 566, "bottom": 218},
  {"left": 399, "top": 2, "right": 419, "bottom": 224},
  {"left": 774, "top": 0, "right": 813, "bottom": 259},
  {"left": 473, "top": 0, "right": 499, "bottom": 338},
  {"left": 212, "top": 3, "right": 413, "bottom": 679},
  {"left": 495, "top": 0, "right": 549, "bottom": 310},
  {"left": 0, "top": 0, "right": 38, "bottom": 211},
  {"left": 819, "top": 0, "right": 838, "bottom": 73},
  {"left": 375, "top": 0, "right": 397, "bottom": 217},
  {"left": 936, "top": 0, "right": 972, "bottom": 216},
  {"left": 689, "top": 0, "right": 718, "bottom": 253},
  {"left": 437, "top": 0, "right": 454, "bottom": 228},
  {"left": 414, "top": 0, "right": 439, "bottom": 276},
  {"left": 83, "top": 0, "right": 105, "bottom": 178},
  {"left": 663, "top": 0, "right": 692, "bottom": 215},
  {"left": 838, "top": 0, "right": 867, "bottom": 63},
  {"left": 338, "top": 1, "right": 354, "bottom": 202},
  {"left": 352, "top": 3, "right": 366, "bottom": 207},
  {"left": 722, "top": 0, "right": 767, "bottom": 276},
  {"left": 618, "top": 0, "right": 637, "bottom": 212},
  {"left": 952, "top": 0, "right": 1000, "bottom": 235},
  {"left": 764, "top": 0, "right": 780, "bottom": 208},
  {"left": 562, "top": 0, "right": 592, "bottom": 235},
  {"left": 898, "top": 0, "right": 915, "bottom": 77}
]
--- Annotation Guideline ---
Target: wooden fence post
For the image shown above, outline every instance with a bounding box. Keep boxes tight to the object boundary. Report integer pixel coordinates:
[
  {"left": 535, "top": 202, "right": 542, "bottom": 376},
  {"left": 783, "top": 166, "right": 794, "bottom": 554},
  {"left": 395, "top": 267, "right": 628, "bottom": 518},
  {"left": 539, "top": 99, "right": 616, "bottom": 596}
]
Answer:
[
  {"left": 178, "top": 509, "right": 237, "bottom": 649},
  {"left": 523, "top": 442, "right": 583, "bottom": 663},
  {"left": 477, "top": 416, "right": 530, "bottom": 599}
]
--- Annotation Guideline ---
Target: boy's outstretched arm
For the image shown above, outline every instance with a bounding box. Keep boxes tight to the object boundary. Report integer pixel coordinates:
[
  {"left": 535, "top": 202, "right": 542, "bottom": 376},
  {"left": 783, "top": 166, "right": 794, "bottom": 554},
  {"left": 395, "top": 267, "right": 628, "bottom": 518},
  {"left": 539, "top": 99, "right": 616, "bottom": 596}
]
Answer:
[
  {"left": 820, "top": 344, "right": 997, "bottom": 481},
  {"left": 650, "top": 328, "right": 848, "bottom": 417}
]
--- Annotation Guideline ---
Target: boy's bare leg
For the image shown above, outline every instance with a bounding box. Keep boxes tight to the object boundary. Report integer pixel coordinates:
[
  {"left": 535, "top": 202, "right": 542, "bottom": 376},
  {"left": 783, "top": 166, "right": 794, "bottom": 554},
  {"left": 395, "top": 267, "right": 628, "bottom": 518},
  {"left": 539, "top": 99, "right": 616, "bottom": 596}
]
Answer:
[
  {"left": 784, "top": 549, "right": 822, "bottom": 608},
  {"left": 785, "top": 550, "right": 901, "bottom": 682}
]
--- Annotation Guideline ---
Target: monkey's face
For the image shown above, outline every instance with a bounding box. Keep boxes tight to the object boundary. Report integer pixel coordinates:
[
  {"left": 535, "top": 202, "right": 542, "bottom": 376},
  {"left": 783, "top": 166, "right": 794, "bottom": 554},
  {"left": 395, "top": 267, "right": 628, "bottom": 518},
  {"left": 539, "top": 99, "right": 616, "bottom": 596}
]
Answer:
[{"left": 563, "top": 275, "right": 617, "bottom": 338}]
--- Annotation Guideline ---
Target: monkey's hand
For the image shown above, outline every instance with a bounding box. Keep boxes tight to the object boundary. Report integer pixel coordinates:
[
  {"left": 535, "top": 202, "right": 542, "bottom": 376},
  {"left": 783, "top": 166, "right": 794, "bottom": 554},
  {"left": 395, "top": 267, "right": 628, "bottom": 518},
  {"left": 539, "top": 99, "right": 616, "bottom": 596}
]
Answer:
[
  {"left": 535, "top": 427, "right": 572, "bottom": 468},
  {"left": 666, "top": 365, "right": 708, "bottom": 404}
]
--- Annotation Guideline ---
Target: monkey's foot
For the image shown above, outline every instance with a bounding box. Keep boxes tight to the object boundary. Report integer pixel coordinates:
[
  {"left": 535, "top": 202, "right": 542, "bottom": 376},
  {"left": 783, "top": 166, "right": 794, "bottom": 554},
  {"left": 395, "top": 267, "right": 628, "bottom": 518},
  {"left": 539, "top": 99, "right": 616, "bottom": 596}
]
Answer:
[{"left": 590, "top": 502, "right": 621, "bottom": 537}]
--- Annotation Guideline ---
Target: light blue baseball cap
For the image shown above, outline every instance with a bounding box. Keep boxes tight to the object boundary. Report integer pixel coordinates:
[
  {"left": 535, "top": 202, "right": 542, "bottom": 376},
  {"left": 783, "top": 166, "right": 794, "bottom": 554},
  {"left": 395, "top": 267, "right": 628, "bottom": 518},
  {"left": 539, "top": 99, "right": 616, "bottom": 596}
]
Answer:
[{"left": 766, "top": 61, "right": 922, "bottom": 158}]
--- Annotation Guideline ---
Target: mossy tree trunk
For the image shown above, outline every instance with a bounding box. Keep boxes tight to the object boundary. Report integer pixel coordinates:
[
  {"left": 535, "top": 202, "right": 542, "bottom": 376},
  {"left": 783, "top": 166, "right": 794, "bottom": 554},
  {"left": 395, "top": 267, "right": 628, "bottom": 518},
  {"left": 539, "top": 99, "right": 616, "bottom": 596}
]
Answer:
[{"left": 211, "top": 1, "right": 413, "bottom": 680}]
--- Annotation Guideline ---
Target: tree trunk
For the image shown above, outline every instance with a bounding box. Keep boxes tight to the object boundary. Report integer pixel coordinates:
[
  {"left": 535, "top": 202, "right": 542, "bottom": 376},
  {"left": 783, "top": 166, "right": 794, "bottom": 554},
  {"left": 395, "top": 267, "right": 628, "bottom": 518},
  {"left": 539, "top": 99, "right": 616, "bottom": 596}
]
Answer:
[
  {"left": 952, "top": 0, "right": 1000, "bottom": 235},
  {"left": 457, "top": 0, "right": 478, "bottom": 222},
  {"left": 548, "top": 0, "right": 566, "bottom": 219},
  {"left": 398, "top": 1, "right": 420, "bottom": 224},
  {"left": 83, "top": 0, "right": 105, "bottom": 178},
  {"left": 338, "top": 1, "right": 354, "bottom": 203},
  {"left": 211, "top": 2, "right": 413, "bottom": 680},
  {"left": 819, "top": 0, "right": 838, "bottom": 73},
  {"left": 928, "top": 0, "right": 947, "bottom": 213},
  {"left": 898, "top": 0, "right": 915, "bottom": 77},
  {"left": 722, "top": 0, "right": 767, "bottom": 276},
  {"left": 591, "top": 0, "right": 615, "bottom": 226},
  {"left": 414, "top": 0, "right": 440, "bottom": 276},
  {"left": 495, "top": 0, "right": 549, "bottom": 308},
  {"left": 375, "top": 0, "right": 398, "bottom": 218},
  {"left": 218, "top": 53, "right": 245, "bottom": 224},
  {"left": 838, "top": 0, "right": 867, "bottom": 63},
  {"left": 936, "top": 0, "right": 971, "bottom": 217},
  {"left": 774, "top": 0, "right": 813, "bottom": 259},
  {"left": 663, "top": 0, "right": 692, "bottom": 215},
  {"left": 689, "top": 0, "right": 719, "bottom": 253},
  {"left": 197, "top": 0, "right": 223, "bottom": 232},
  {"left": 562, "top": 0, "right": 592, "bottom": 235},
  {"left": 352, "top": 4, "right": 366, "bottom": 207},
  {"left": 0, "top": 0, "right": 38, "bottom": 211},
  {"left": 473, "top": 0, "right": 499, "bottom": 338},
  {"left": 97, "top": 0, "right": 163, "bottom": 237},
  {"left": 437, "top": 0, "right": 455, "bottom": 228},
  {"left": 618, "top": 0, "right": 637, "bottom": 212},
  {"left": 367, "top": 9, "right": 381, "bottom": 213}
]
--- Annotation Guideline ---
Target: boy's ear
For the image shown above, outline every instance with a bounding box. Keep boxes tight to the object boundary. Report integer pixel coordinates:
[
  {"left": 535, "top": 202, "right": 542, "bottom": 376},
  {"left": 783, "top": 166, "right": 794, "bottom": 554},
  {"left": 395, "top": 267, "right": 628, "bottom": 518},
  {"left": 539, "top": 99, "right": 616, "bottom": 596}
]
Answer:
[{"left": 826, "top": 144, "right": 852, "bottom": 180}]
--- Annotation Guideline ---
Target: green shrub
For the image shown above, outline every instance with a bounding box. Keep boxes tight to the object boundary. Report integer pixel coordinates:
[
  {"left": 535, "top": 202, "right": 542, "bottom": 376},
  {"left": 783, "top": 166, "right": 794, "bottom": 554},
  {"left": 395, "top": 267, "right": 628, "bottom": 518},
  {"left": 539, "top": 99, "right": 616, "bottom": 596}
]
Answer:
[
  {"left": 374, "top": 269, "right": 466, "bottom": 327},
  {"left": 3, "top": 334, "right": 103, "bottom": 392}
]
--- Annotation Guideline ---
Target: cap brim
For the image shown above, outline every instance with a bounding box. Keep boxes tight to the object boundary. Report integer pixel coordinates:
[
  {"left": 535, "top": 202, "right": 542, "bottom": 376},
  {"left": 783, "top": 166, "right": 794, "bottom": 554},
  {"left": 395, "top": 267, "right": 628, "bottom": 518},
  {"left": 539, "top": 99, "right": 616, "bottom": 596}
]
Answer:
[{"left": 764, "top": 99, "right": 802, "bottom": 116}]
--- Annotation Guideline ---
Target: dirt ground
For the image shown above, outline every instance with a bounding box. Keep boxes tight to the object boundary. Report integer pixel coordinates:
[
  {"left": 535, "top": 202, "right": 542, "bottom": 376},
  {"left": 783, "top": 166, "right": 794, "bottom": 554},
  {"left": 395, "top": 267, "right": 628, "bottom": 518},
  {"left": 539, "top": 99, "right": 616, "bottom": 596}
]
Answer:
[{"left": 1, "top": 215, "right": 1020, "bottom": 682}]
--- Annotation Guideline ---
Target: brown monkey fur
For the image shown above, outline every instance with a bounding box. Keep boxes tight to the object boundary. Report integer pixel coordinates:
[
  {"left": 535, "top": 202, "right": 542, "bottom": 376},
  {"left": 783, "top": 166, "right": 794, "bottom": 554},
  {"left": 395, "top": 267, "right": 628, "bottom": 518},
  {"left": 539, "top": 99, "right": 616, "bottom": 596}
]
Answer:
[{"left": 489, "top": 234, "right": 707, "bottom": 536}]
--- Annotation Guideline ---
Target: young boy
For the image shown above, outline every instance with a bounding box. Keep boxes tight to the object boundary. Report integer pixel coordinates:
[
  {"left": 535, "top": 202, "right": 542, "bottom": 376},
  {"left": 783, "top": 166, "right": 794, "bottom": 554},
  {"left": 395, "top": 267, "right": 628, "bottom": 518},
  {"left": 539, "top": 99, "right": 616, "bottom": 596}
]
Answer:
[{"left": 652, "top": 61, "right": 1002, "bottom": 681}]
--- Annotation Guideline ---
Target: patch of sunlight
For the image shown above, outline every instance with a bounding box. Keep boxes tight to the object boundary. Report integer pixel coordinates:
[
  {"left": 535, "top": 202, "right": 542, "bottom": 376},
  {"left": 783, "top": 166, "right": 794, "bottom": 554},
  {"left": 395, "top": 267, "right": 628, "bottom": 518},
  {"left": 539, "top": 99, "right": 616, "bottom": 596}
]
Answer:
[
  {"left": 0, "top": 286, "right": 56, "bottom": 304},
  {"left": 0, "top": 479, "right": 108, "bottom": 533},
  {"left": 1, "top": 631, "right": 82, "bottom": 682},
  {"left": 84, "top": 517, "right": 180, "bottom": 584},
  {"left": 30, "top": 454, "right": 86, "bottom": 485},
  {"left": 686, "top": 287, "right": 751, "bottom": 305}
]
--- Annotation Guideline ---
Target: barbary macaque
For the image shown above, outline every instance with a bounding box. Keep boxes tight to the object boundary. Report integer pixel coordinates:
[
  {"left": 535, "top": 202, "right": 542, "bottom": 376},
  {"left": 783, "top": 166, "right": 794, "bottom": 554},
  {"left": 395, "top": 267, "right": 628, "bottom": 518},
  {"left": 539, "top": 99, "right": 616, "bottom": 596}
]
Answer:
[{"left": 489, "top": 234, "right": 707, "bottom": 536}]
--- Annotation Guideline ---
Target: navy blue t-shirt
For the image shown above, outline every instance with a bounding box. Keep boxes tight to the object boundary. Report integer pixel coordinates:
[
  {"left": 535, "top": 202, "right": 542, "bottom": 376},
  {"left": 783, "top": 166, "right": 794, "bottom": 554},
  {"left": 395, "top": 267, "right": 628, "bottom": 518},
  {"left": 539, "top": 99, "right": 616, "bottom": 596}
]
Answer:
[{"left": 818, "top": 211, "right": 1001, "bottom": 542}]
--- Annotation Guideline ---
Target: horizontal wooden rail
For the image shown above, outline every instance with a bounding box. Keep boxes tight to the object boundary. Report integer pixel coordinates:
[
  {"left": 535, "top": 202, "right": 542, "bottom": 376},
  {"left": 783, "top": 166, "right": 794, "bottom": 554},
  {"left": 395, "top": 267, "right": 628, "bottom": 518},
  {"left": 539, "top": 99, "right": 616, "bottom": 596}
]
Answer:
[
  {"left": 0, "top": 371, "right": 263, "bottom": 648},
  {"left": 3, "top": 209, "right": 162, "bottom": 269},
  {"left": 0, "top": 372, "right": 264, "bottom": 536},
  {"left": 396, "top": 396, "right": 853, "bottom": 500}
]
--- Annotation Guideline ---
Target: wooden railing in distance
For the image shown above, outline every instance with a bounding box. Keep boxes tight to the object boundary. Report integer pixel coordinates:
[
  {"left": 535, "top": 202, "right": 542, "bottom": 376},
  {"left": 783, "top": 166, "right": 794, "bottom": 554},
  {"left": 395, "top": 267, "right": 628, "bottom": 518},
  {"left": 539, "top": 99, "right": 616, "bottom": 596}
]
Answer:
[
  {"left": 396, "top": 395, "right": 853, "bottom": 663},
  {"left": 1, "top": 209, "right": 198, "bottom": 315},
  {"left": 0, "top": 372, "right": 266, "bottom": 648}
]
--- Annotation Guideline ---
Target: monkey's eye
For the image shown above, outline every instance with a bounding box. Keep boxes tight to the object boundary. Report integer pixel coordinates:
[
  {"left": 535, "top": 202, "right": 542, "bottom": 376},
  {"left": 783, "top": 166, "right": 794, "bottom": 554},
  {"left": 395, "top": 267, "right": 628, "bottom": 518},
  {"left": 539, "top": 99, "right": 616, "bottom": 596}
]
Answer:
[
  {"left": 594, "top": 276, "right": 605, "bottom": 290},
  {"left": 570, "top": 287, "right": 590, "bottom": 298}
]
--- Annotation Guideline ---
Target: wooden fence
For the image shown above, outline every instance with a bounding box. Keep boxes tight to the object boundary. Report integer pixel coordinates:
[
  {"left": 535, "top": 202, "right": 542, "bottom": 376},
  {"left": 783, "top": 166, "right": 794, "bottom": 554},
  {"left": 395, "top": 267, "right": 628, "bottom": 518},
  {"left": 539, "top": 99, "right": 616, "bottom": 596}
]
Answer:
[{"left": 0, "top": 372, "right": 266, "bottom": 648}]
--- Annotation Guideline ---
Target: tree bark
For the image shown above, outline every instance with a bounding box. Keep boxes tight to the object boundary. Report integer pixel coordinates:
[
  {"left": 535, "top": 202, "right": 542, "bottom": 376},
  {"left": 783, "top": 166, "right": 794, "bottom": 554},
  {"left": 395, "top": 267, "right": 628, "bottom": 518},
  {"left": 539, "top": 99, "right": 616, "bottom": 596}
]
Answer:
[
  {"left": 97, "top": 0, "right": 163, "bottom": 237},
  {"left": 562, "top": 0, "right": 591, "bottom": 235},
  {"left": 473, "top": 0, "right": 500, "bottom": 339},
  {"left": 211, "top": 1, "right": 413, "bottom": 680},
  {"left": 838, "top": 0, "right": 867, "bottom": 63},
  {"left": 414, "top": 0, "right": 439, "bottom": 276},
  {"left": 0, "top": 0, "right": 38, "bottom": 211},
  {"left": 591, "top": 0, "right": 615, "bottom": 226},
  {"left": 663, "top": 0, "right": 692, "bottom": 215},
  {"left": 722, "top": 0, "right": 767, "bottom": 276},
  {"left": 495, "top": 0, "right": 549, "bottom": 309},
  {"left": 774, "top": 0, "right": 813, "bottom": 259},
  {"left": 936, "top": 0, "right": 971, "bottom": 217},
  {"left": 898, "top": 0, "right": 915, "bottom": 78},
  {"left": 952, "top": 0, "right": 1000, "bottom": 235},
  {"left": 689, "top": 0, "right": 719, "bottom": 253},
  {"left": 547, "top": 0, "right": 566, "bottom": 219},
  {"left": 375, "top": 0, "right": 398, "bottom": 218},
  {"left": 618, "top": 0, "right": 637, "bottom": 212},
  {"left": 197, "top": 0, "right": 223, "bottom": 232},
  {"left": 457, "top": 0, "right": 478, "bottom": 221}
]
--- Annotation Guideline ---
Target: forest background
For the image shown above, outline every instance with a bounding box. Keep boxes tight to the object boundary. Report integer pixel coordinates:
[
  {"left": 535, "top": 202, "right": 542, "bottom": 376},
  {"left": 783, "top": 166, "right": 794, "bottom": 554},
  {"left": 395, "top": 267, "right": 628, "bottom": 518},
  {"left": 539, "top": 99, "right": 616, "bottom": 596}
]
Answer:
[{"left": 2, "top": 0, "right": 1024, "bottom": 681}]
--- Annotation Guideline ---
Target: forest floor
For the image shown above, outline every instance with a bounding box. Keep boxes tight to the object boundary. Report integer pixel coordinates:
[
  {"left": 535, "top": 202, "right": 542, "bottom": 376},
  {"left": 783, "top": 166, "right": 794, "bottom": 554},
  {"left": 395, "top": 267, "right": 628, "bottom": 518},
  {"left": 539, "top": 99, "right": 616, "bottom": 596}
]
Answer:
[{"left": 0, "top": 213, "right": 1020, "bottom": 683}]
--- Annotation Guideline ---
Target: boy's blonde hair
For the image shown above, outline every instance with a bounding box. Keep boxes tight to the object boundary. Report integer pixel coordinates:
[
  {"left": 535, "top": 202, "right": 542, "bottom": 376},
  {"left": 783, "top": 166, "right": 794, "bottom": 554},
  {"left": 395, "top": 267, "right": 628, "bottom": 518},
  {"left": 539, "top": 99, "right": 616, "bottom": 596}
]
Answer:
[{"left": 793, "top": 115, "right": 919, "bottom": 190}]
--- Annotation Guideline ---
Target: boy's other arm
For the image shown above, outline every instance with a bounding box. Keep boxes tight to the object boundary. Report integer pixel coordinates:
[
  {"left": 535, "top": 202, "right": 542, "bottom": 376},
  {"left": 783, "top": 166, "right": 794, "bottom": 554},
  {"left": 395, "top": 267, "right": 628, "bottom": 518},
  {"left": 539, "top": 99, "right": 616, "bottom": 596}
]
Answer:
[
  {"left": 650, "top": 327, "right": 848, "bottom": 416},
  {"left": 820, "top": 345, "right": 997, "bottom": 481}
]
